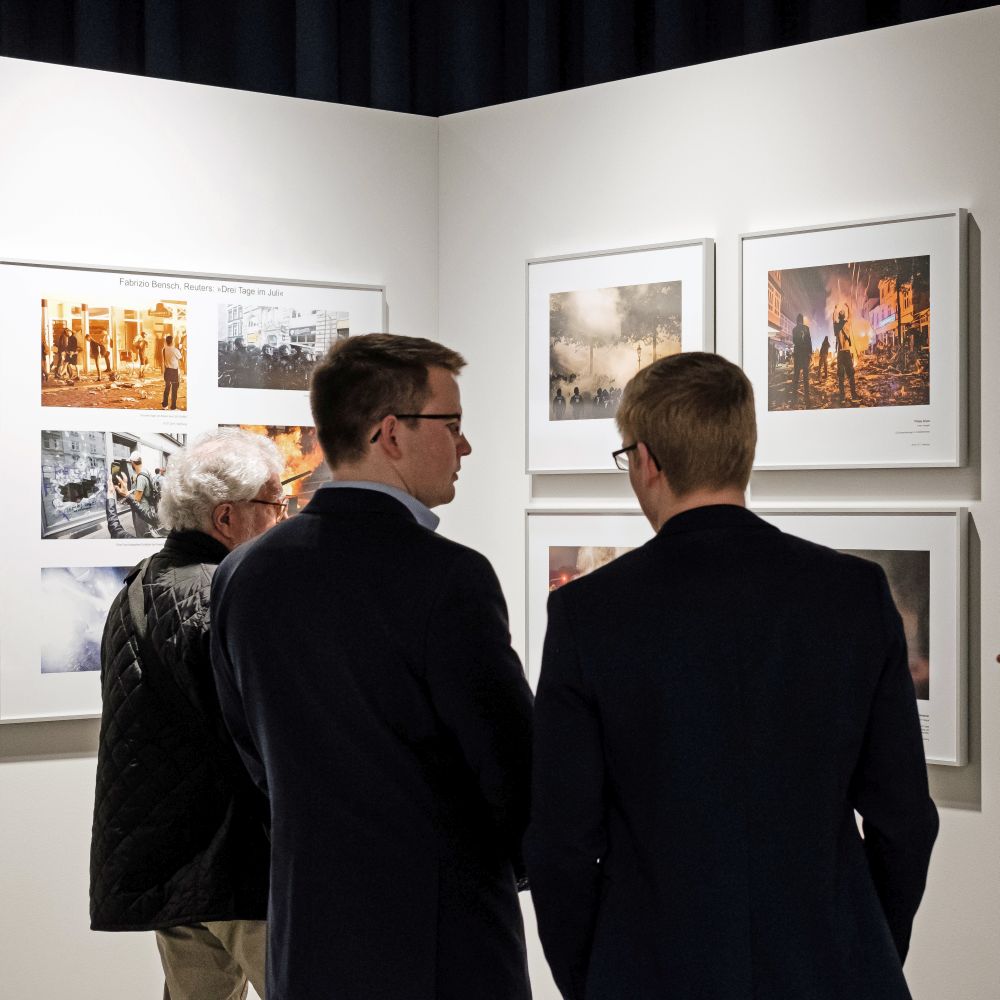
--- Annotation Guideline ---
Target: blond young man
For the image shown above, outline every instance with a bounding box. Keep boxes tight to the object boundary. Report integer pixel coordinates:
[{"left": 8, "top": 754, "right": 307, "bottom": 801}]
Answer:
[{"left": 526, "top": 352, "right": 937, "bottom": 1000}]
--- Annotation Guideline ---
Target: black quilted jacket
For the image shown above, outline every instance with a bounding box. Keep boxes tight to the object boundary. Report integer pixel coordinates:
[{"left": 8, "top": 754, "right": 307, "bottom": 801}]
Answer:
[{"left": 90, "top": 530, "right": 270, "bottom": 931}]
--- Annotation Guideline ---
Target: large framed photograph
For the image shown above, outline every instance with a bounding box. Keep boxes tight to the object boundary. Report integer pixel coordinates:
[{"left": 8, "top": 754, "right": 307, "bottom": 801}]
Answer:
[
  {"left": 740, "top": 211, "right": 966, "bottom": 469},
  {"left": 755, "top": 507, "right": 967, "bottom": 766},
  {"left": 527, "top": 240, "right": 714, "bottom": 474},
  {"left": 525, "top": 510, "right": 652, "bottom": 686},
  {"left": 1, "top": 258, "right": 385, "bottom": 722}
]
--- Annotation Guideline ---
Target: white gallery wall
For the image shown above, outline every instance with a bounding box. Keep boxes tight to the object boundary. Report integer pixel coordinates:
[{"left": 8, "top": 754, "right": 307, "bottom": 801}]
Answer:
[
  {"left": 0, "top": 58, "right": 438, "bottom": 998},
  {"left": 438, "top": 8, "right": 999, "bottom": 999},
  {"left": 1, "top": 5, "right": 998, "bottom": 998}
]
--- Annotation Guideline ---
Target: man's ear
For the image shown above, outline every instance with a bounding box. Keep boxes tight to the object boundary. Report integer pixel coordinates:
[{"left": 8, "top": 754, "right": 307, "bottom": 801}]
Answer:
[
  {"left": 636, "top": 442, "right": 662, "bottom": 488},
  {"left": 372, "top": 416, "right": 404, "bottom": 460},
  {"left": 212, "top": 501, "right": 236, "bottom": 540}
]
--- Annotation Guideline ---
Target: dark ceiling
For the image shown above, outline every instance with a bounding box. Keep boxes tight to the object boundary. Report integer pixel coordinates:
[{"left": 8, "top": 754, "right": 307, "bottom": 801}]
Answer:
[{"left": 0, "top": 0, "right": 993, "bottom": 116}]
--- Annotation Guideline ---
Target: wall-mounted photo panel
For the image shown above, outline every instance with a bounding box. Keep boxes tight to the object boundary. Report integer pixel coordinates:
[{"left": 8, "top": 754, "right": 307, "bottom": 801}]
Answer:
[
  {"left": 527, "top": 240, "right": 714, "bottom": 473},
  {"left": 755, "top": 508, "right": 967, "bottom": 766},
  {"left": 525, "top": 510, "right": 652, "bottom": 686},
  {"left": 740, "top": 211, "right": 966, "bottom": 468},
  {"left": 1, "top": 258, "right": 385, "bottom": 721},
  {"left": 223, "top": 424, "right": 331, "bottom": 515}
]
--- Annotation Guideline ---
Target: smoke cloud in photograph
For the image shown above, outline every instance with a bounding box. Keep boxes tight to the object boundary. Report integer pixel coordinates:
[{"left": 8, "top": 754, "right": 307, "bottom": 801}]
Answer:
[
  {"left": 40, "top": 566, "right": 130, "bottom": 674},
  {"left": 549, "top": 281, "right": 681, "bottom": 420}
]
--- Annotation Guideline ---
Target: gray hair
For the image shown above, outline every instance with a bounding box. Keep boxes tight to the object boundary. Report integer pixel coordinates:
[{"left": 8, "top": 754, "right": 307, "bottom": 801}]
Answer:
[{"left": 158, "top": 429, "right": 283, "bottom": 534}]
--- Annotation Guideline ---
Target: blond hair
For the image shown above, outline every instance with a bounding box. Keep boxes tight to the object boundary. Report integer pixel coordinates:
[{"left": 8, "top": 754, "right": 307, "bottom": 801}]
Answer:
[{"left": 616, "top": 352, "right": 756, "bottom": 496}]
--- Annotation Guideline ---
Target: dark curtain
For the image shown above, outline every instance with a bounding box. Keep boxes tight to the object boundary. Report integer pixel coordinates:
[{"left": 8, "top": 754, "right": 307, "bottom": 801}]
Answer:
[{"left": 0, "top": 0, "right": 992, "bottom": 116}]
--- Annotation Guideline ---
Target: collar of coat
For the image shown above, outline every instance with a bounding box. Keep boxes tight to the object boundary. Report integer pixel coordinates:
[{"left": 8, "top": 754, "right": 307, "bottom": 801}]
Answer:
[{"left": 161, "top": 529, "right": 232, "bottom": 566}]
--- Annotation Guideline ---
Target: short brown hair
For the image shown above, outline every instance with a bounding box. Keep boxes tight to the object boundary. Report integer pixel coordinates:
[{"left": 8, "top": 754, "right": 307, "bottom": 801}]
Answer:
[
  {"left": 616, "top": 352, "right": 756, "bottom": 496},
  {"left": 310, "top": 334, "right": 466, "bottom": 466}
]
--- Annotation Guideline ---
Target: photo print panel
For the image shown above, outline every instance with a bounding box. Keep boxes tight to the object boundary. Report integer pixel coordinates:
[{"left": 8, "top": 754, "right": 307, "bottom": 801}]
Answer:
[
  {"left": 755, "top": 508, "right": 967, "bottom": 766},
  {"left": 41, "top": 429, "right": 185, "bottom": 540},
  {"left": 1, "top": 257, "right": 385, "bottom": 720},
  {"left": 526, "top": 510, "right": 653, "bottom": 687},
  {"left": 527, "top": 240, "right": 714, "bottom": 473},
  {"left": 223, "top": 424, "right": 331, "bottom": 515},
  {"left": 741, "top": 211, "right": 966, "bottom": 469}
]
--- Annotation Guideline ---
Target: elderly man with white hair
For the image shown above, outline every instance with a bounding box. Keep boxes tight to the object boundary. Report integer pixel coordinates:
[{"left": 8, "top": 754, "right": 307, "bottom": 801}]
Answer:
[{"left": 90, "top": 428, "right": 287, "bottom": 1000}]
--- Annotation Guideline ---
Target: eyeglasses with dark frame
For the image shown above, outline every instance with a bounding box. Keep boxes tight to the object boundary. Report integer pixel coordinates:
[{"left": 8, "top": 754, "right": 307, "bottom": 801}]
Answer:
[
  {"left": 248, "top": 495, "right": 291, "bottom": 518},
  {"left": 370, "top": 413, "right": 463, "bottom": 444},
  {"left": 611, "top": 442, "right": 661, "bottom": 472}
]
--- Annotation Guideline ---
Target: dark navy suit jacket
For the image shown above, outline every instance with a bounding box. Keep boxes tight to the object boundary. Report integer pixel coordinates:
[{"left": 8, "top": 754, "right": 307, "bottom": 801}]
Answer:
[
  {"left": 211, "top": 487, "right": 534, "bottom": 1000},
  {"left": 525, "top": 505, "right": 937, "bottom": 1000}
]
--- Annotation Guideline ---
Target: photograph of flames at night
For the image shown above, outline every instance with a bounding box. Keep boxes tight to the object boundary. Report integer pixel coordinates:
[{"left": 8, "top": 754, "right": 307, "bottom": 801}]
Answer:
[
  {"left": 766, "top": 255, "right": 930, "bottom": 411},
  {"left": 226, "top": 425, "right": 331, "bottom": 515},
  {"left": 548, "top": 546, "right": 636, "bottom": 591}
]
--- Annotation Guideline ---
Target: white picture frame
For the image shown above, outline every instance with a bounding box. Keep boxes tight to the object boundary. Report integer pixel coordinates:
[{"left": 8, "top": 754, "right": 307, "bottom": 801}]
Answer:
[
  {"left": 525, "top": 506, "right": 966, "bottom": 766},
  {"left": 754, "top": 507, "right": 968, "bottom": 766},
  {"left": 526, "top": 239, "right": 715, "bottom": 474},
  {"left": 740, "top": 210, "right": 967, "bottom": 469},
  {"left": 0, "top": 257, "right": 385, "bottom": 722}
]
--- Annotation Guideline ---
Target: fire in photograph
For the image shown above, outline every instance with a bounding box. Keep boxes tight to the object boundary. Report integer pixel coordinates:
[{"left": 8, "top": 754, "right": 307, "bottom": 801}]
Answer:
[
  {"left": 40, "top": 566, "right": 130, "bottom": 674},
  {"left": 40, "top": 297, "right": 188, "bottom": 410},
  {"left": 40, "top": 430, "right": 184, "bottom": 540},
  {"left": 549, "top": 281, "right": 681, "bottom": 420},
  {"left": 548, "top": 546, "right": 635, "bottom": 591},
  {"left": 841, "top": 548, "right": 931, "bottom": 700},
  {"left": 218, "top": 304, "right": 348, "bottom": 390},
  {"left": 226, "top": 424, "right": 330, "bottom": 514},
  {"left": 766, "top": 256, "right": 930, "bottom": 411}
]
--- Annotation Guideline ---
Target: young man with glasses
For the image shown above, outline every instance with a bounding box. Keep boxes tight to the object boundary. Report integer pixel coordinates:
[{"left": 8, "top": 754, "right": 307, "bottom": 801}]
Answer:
[
  {"left": 91, "top": 429, "right": 287, "bottom": 1000},
  {"left": 211, "top": 334, "right": 534, "bottom": 1000},
  {"left": 527, "top": 351, "right": 937, "bottom": 1000}
]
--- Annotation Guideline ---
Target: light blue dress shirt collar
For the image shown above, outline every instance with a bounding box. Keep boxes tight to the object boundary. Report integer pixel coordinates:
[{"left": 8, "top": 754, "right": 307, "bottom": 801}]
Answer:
[{"left": 319, "top": 480, "right": 440, "bottom": 532}]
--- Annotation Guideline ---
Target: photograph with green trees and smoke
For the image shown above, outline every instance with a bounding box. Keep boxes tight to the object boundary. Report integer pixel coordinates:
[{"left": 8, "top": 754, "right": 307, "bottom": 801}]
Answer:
[{"left": 548, "top": 280, "right": 682, "bottom": 420}]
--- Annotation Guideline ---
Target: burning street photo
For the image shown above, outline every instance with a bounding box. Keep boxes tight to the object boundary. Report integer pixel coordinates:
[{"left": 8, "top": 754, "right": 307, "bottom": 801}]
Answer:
[
  {"left": 218, "top": 305, "right": 348, "bottom": 390},
  {"left": 227, "top": 425, "right": 330, "bottom": 514},
  {"left": 841, "top": 548, "right": 931, "bottom": 700},
  {"left": 766, "top": 256, "right": 930, "bottom": 411},
  {"left": 549, "top": 281, "right": 681, "bottom": 420},
  {"left": 40, "top": 566, "right": 130, "bottom": 673},
  {"left": 40, "top": 297, "right": 188, "bottom": 410},
  {"left": 548, "top": 546, "right": 635, "bottom": 591},
  {"left": 40, "top": 430, "right": 185, "bottom": 540}
]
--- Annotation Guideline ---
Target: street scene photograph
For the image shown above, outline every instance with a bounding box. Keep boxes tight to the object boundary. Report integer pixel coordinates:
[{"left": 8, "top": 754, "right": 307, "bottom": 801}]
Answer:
[
  {"left": 548, "top": 545, "right": 635, "bottom": 591},
  {"left": 41, "top": 297, "right": 188, "bottom": 410},
  {"left": 766, "top": 255, "right": 930, "bottom": 411},
  {"left": 549, "top": 280, "right": 681, "bottom": 420},
  {"left": 842, "top": 548, "right": 931, "bottom": 699},
  {"left": 218, "top": 304, "right": 348, "bottom": 390},
  {"left": 40, "top": 566, "right": 131, "bottom": 673},
  {"left": 226, "top": 424, "right": 331, "bottom": 514},
  {"left": 40, "top": 429, "right": 184, "bottom": 540}
]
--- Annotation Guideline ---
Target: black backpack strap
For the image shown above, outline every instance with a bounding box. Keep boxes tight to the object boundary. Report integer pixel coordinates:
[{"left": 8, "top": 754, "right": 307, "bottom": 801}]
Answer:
[{"left": 126, "top": 558, "right": 209, "bottom": 736}]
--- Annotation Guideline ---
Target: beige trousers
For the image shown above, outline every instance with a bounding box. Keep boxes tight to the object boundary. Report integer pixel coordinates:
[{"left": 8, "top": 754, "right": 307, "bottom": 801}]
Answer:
[{"left": 155, "top": 919, "right": 266, "bottom": 1000}]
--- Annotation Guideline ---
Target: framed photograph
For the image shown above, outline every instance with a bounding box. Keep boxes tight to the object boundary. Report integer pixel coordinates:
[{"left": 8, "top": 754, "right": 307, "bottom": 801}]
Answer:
[
  {"left": 740, "top": 210, "right": 966, "bottom": 469},
  {"left": 1, "top": 257, "right": 385, "bottom": 722},
  {"left": 755, "top": 507, "right": 968, "bottom": 766},
  {"left": 525, "top": 510, "right": 652, "bottom": 686},
  {"left": 526, "top": 240, "right": 714, "bottom": 474}
]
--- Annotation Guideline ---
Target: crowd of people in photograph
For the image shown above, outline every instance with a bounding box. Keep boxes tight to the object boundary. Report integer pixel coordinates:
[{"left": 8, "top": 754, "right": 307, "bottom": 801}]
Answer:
[
  {"left": 218, "top": 338, "right": 317, "bottom": 390},
  {"left": 550, "top": 382, "right": 624, "bottom": 419}
]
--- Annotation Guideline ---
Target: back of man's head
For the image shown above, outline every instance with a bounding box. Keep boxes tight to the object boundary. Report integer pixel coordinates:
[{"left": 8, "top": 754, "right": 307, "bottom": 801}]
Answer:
[
  {"left": 310, "top": 333, "right": 466, "bottom": 467},
  {"left": 158, "top": 429, "right": 282, "bottom": 535},
  {"left": 616, "top": 351, "right": 756, "bottom": 497}
]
